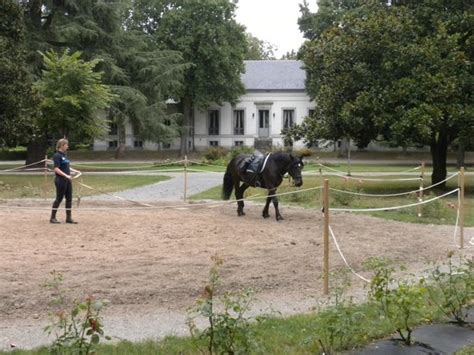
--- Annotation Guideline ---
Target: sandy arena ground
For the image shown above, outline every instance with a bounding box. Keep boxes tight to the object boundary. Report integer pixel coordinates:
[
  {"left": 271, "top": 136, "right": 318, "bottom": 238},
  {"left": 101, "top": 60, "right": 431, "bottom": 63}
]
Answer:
[{"left": 0, "top": 200, "right": 472, "bottom": 349}]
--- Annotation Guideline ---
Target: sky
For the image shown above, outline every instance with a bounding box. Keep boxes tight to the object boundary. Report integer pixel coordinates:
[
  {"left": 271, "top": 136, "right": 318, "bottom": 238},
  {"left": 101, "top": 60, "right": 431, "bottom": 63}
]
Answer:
[{"left": 235, "top": 0, "right": 318, "bottom": 58}]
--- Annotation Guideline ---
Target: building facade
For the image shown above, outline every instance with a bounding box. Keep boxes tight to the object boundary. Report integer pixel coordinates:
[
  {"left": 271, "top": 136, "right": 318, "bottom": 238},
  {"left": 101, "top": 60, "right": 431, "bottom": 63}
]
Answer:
[{"left": 94, "top": 60, "right": 315, "bottom": 151}]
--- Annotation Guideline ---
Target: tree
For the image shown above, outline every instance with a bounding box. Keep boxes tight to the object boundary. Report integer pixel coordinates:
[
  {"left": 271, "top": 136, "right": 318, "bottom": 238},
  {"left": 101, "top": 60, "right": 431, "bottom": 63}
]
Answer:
[
  {"left": 245, "top": 32, "right": 276, "bottom": 60},
  {"left": 35, "top": 50, "right": 114, "bottom": 142},
  {"left": 290, "top": 0, "right": 473, "bottom": 186},
  {"left": 280, "top": 50, "right": 298, "bottom": 60},
  {"left": 19, "top": 0, "right": 186, "bottom": 159},
  {"left": 0, "top": 0, "right": 38, "bottom": 148},
  {"left": 144, "top": 0, "right": 247, "bottom": 155},
  {"left": 298, "top": 0, "right": 364, "bottom": 41}
]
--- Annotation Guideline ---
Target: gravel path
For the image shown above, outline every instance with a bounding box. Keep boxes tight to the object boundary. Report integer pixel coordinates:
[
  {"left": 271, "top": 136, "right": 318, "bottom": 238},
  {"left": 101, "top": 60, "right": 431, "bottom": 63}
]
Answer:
[{"left": 84, "top": 172, "right": 224, "bottom": 201}]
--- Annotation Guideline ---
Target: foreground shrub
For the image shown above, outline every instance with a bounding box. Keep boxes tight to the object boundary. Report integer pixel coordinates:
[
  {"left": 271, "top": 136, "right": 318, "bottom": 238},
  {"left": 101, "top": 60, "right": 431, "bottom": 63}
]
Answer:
[
  {"left": 43, "top": 271, "right": 110, "bottom": 355},
  {"left": 187, "top": 255, "right": 257, "bottom": 354},
  {"left": 427, "top": 252, "right": 474, "bottom": 324},
  {"left": 365, "top": 258, "right": 428, "bottom": 345},
  {"left": 304, "top": 271, "right": 368, "bottom": 354},
  {"left": 204, "top": 147, "right": 228, "bottom": 161}
]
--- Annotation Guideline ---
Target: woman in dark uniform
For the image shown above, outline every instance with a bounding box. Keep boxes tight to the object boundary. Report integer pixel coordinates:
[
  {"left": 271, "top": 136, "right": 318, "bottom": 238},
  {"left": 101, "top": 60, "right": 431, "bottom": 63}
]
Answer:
[{"left": 50, "top": 138, "right": 81, "bottom": 224}]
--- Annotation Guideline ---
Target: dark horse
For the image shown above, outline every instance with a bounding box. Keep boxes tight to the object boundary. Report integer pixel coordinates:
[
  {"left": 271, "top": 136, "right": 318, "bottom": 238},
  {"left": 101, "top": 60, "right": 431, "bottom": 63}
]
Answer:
[{"left": 222, "top": 152, "right": 304, "bottom": 221}]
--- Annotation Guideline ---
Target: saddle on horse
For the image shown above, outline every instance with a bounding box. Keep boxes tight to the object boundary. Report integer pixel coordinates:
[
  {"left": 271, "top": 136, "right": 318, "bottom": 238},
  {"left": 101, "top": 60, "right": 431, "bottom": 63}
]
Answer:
[{"left": 238, "top": 151, "right": 268, "bottom": 187}]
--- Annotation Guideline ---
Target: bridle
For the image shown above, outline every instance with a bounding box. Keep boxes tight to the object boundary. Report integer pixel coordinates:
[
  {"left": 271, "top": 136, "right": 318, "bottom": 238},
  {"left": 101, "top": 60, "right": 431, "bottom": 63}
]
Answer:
[{"left": 287, "top": 160, "right": 304, "bottom": 184}]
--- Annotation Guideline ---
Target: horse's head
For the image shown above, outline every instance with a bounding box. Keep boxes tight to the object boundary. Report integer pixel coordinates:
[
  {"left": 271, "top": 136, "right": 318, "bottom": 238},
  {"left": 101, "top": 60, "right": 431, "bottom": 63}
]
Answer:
[{"left": 288, "top": 154, "right": 304, "bottom": 187}]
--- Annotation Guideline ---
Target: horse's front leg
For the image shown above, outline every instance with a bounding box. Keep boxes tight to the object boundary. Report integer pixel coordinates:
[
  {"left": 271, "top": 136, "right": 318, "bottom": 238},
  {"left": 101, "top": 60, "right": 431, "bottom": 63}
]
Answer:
[
  {"left": 236, "top": 183, "right": 249, "bottom": 216},
  {"left": 272, "top": 190, "right": 283, "bottom": 221},
  {"left": 262, "top": 189, "right": 275, "bottom": 219}
]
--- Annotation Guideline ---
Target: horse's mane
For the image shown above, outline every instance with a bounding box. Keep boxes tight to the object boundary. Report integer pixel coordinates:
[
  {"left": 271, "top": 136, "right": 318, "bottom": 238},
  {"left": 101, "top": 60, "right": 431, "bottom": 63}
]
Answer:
[{"left": 271, "top": 151, "right": 292, "bottom": 163}]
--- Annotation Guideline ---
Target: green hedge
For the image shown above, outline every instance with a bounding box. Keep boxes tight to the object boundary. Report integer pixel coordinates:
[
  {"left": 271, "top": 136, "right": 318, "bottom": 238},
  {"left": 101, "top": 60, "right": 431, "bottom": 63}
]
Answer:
[{"left": 0, "top": 149, "right": 27, "bottom": 160}]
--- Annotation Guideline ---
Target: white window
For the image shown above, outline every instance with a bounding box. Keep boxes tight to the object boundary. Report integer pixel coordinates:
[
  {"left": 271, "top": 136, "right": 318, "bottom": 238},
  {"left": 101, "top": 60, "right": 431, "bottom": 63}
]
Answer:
[
  {"left": 108, "top": 140, "right": 118, "bottom": 148},
  {"left": 233, "top": 110, "right": 245, "bottom": 135},
  {"left": 283, "top": 109, "right": 295, "bottom": 130},
  {"left": 134, "top": 140, "right": 143, "bottom": 148},
  {"left": 208, "top": 110, "right": 219, "bottom": 135},
  {"left": 308, "top": 108, "right": 316, "bottom": 117},
  {"left": 209, "top": 140, "right": 219, "bottom": 147},
  {"left": 109, "top": 122, "right": 118, "bottom": 135},
  {"left": 234, "top": 141, "right": 244, "bottom": 146}
]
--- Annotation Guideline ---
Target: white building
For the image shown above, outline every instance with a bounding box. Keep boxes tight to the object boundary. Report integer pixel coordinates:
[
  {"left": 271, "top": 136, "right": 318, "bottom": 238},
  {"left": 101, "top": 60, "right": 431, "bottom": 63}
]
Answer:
[{"left": 94, "top": 60, "right": 315, "bottom": 151}]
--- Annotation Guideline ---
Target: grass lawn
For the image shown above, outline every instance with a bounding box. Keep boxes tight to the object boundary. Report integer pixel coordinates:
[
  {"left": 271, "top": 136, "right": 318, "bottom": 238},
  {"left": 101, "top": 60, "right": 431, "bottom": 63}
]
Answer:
[
  {"left": 456, "top": 344, "right": 474, "bottom": 355},
  {"left": 192, "top": 174, "right": 474, "bottom": 227},
  {"left": 0, "top": 175, "right": 170, "bottom": 199}
]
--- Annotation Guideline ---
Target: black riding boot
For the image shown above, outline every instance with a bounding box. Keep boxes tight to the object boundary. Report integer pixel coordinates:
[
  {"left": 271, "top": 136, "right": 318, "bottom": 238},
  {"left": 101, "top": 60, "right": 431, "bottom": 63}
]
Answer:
[
  {"left": 50, "top": 201, "right": 60, "bottom": 224},
  {"left": 66, "top": 210, "right": 77, "bottom": 224},
  {"left": 66, "top": 211, "right": 78, "bottom": 224},
  {"left": 65, "top": 201, "right": 77, "bottom": 224}
]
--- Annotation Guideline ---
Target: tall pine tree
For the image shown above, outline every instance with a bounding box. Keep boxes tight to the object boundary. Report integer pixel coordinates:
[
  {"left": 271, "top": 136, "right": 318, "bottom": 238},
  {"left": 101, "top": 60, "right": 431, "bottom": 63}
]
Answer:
[
  {"left": 0, "top": 0, "right": 38, "bottom": 149},
  {"left": 20, "top": 0, "right": 186, "bottom": 160},
  {"left": 131, "top": 0, "right": 247, "bottom": 155}
]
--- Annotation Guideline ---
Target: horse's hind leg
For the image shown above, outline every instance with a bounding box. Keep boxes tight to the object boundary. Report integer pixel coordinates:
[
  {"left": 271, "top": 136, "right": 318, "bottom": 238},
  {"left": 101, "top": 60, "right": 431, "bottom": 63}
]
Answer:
[
  {"left": 236, "top": 183, "right": 249, "bottom": 216},
  {"left": 262, "top": 189, "right": 275, "bottom": 219},
  {"left": 272, "top": 190, "right": 283, "bottom": 221}
]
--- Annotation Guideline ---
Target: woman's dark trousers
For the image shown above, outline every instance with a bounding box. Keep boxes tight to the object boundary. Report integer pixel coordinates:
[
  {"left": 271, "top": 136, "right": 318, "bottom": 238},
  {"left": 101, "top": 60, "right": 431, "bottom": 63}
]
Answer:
[{"left": 51, "top": 176, "right": 73, "bottom": 221}]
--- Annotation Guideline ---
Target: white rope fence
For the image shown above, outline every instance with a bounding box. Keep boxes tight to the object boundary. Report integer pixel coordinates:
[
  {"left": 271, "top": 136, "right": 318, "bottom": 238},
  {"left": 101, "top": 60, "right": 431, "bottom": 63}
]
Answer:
[
  {"left": 73, "top": 159, "right": 188, "bottom": 170},
  {"left": 329, "top": 225, "right": 370, "bottom": 283},
  {"left": 317, "top": 163, "right": 422, "bottom": 177},
  {"left": 0, "top": 185, "right": 324, "bottom": 211},
  {"left": 1, "top": 158, "right": 48, "bottom": 172},
  {"left": 327, "top": 186, "right": 468, "bottom": 285},
  {"left": 329, "top": 173, "right": 459, "bottom": 198},
  {"left": 322, "top": 171, "right": 422, "bottom": 182},
  {"left": 331, "top": 189, "right": 459, "bottom": 213}
]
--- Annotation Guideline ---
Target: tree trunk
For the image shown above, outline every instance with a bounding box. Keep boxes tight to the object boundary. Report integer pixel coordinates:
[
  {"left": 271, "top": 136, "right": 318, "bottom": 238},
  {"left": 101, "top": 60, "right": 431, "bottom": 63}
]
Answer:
[
  {"left": 180, "top": 96, "right": 192, "bottom": 157},
  {"left": 114, "top": 123, "right": 126, "bottom": 159},
  {"left": 26, "top": 136, "right": 48, "bottom": 166},
  {"left": 338, "top": 137, "right": 349, "bottom": 158},
  {"left": 430, "top": 132, "right": 448, "bottom": 188}
]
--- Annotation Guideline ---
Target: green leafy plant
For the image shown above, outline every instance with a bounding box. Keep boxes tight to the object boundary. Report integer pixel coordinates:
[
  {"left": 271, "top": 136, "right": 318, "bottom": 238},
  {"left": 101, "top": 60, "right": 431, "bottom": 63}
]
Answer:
[
  {"left": 427, "top": 252, "right": 474, "bottom": 324},
  {"left": 43, "top": 271, "right": 110, "bottom": 354},
  {"left": 203, "top": 146, "right": 228, "bottom": 162},
  {"left": 227, "top": 146, "right": 255, "bottom": 160},
  {"left": 306, "top": 271, "right": 366, "bottom": 354},
  {"left": 187, "top": 255, "right": 257, "bottom": 354},
  {"left": 365, "top": 257, "right": 428, "bottom": 345}
]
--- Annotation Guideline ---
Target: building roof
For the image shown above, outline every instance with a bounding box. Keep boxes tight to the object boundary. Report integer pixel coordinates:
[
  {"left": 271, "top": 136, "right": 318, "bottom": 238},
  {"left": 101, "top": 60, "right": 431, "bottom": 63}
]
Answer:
[{"left": 242, "top": 60, "right": 306, "bottom": 91}]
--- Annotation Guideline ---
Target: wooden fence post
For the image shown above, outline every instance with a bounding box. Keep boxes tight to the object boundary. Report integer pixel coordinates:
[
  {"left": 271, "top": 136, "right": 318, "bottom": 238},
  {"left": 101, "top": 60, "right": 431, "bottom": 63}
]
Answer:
[
  {"left": 184, "top": 155, "right": 188, "bottom": 201},
  {"left": 323, "top": 179, "right": 330, "bottom": 295},
  {"left": 417, "top": 162, "right": 425, "bottom": 217},
  {"left": 319, "top": 166, "right": 324, "bottom": 207}
]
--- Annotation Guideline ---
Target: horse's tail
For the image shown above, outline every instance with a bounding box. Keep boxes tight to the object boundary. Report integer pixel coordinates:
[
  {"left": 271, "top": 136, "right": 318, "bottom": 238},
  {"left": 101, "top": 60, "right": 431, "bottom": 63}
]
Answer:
[{"left": 222, "top": 161, "right": 234, "bottom": 200}]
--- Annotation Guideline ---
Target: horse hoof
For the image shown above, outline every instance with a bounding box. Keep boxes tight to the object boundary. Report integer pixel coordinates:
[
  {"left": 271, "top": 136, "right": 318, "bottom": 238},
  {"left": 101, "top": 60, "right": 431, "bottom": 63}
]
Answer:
[
  {"left": 238, "top": 211, "right": 245, "bottom": 216},
  {"left": 262, "top": 213, "right": 270, "bottom": 219},
  {"left": 276, "top": 216, "right": 284, "bottom": 221}
]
